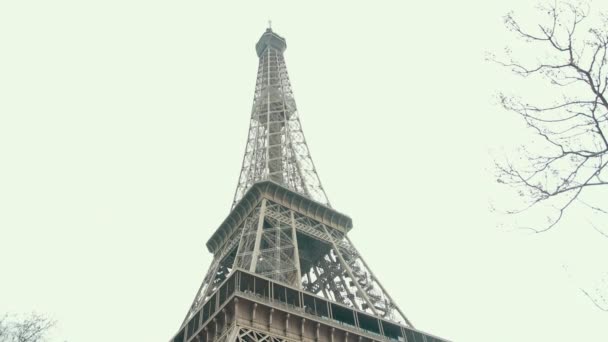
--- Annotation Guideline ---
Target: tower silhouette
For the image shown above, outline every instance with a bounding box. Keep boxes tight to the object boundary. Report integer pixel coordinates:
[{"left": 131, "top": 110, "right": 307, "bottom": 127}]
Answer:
[{"left": 171, "top": 28, "right": 448, "bottom": 342}]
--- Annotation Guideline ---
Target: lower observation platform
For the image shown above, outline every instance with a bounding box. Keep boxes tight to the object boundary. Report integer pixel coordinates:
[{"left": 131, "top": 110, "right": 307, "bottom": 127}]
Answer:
[{"left": 171, "top": 269, "right": 449, "bottom": 342}]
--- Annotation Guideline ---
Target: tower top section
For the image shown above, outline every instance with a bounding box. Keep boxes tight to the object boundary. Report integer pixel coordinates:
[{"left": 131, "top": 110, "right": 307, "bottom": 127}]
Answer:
[
  {"left": 255, "top": 28, "right": 287, "bottom": 57},
  {"left": 232, "top": 29, "right": 330, "bottom": 208}
]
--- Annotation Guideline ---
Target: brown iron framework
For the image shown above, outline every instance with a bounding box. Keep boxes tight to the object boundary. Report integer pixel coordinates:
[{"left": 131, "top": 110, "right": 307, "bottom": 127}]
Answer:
[
  {"left": 173, "top": 270, "right": 448, "bottom": 342},
  {"left": 172, "top": 27, "right": 449, "bottom": 342}
]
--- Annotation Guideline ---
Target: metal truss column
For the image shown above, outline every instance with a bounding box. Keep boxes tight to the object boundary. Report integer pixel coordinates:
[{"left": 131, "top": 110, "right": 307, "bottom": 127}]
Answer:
[
  {"left": 320, "top": 225, "right": 380, "bottom": 316},
  {"left": 290, "top": 211, "right": 302, "bottom": 288},
  {"left": 250, "top": 199, "right": 268, "bottom": 272}
]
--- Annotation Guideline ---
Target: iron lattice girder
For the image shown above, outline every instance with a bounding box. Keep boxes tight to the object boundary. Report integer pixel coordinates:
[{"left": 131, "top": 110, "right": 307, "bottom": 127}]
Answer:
[
  {"left": 208, "top": 181, "right": 352, "bottom": 254},
  {"left": 184, "top": 181, "right": 412, "bottom": 328},
  {"left": 233, "top": 29, "right": 329, "bottom": 208}
]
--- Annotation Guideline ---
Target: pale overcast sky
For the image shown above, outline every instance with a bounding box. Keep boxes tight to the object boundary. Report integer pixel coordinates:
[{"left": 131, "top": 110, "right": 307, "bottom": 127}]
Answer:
[{"left": 1, "top": 1, "right": 607, "bottom": 341}]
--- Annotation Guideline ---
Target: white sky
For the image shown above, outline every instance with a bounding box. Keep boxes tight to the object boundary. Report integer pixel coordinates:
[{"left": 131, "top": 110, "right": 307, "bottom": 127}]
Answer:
[{"left": 1, "top": 1, "right": 607, "bottom": 341}]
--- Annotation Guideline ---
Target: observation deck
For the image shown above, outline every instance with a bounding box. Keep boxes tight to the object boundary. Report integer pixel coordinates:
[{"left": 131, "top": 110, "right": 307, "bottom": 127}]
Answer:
[
  {"left": 256, "top": 28, "right": 287, "bottom": 57},
  {"left": 206, "top": 181, "right": 352, "bottom": 254},
  {"left": 171, "top": 269, "right": 451, "bottom": 342}
]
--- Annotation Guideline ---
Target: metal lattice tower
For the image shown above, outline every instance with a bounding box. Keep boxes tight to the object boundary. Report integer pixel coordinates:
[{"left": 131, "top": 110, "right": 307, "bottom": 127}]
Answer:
[
  {"left": 171, "top": 28, "right": 449, "bottom": 342},
  {"left": 232, "top": 28, "right": 330, "bottom": 209}
]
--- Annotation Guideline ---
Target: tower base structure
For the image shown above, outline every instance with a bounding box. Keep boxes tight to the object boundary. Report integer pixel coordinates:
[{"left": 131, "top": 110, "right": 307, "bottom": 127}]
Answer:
[{"left": 172, "top": 269, "right": 448, "bottom": 342}]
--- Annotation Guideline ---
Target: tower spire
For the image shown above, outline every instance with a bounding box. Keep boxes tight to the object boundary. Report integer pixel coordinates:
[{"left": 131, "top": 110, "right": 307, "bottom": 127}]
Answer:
[{"left": 232, "top": 29, "right": 330, "bottom": 208}]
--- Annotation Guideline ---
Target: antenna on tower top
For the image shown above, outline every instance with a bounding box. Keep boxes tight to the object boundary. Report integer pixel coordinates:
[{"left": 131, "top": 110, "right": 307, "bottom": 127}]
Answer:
[{"left": 268, "top": 19, "right": 272, "bottom": 30}]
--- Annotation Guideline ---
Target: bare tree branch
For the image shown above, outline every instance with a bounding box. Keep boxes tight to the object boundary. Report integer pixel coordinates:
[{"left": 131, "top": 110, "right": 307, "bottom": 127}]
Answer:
[
  {"left": 0, "top": 313, "right": 55, "bottom": 342},
  {"left": 581, "top": 287, "right": 608, "bottom": 311},
  {"left": 494, "top": 1, "right": 608, "bottom": 232}
]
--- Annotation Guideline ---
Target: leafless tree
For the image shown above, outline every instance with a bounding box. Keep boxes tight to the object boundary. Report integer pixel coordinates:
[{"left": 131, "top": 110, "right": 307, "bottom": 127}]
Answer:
[
  {"left": 0, "top": 316, "right": 9, "bottom": 342},
  {"left": 492, "top": 1, "right": 608, "bottom": 311},
  {"left": 0, "top": 314, "right": 55, "bottom": 342},
  {"left": 493, "top": 1, "right": 608, "bottom": 234}
]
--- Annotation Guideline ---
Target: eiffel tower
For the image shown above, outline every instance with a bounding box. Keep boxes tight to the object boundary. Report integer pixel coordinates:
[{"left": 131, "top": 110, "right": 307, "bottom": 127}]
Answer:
[{"left": 171, "top": 27, "right": 449, "bottom": 342}]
